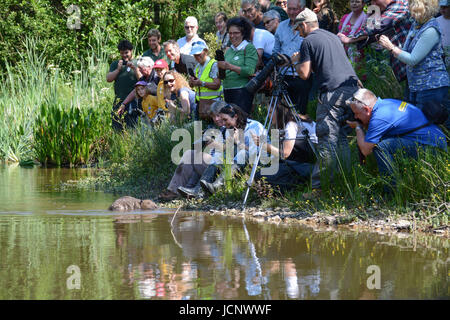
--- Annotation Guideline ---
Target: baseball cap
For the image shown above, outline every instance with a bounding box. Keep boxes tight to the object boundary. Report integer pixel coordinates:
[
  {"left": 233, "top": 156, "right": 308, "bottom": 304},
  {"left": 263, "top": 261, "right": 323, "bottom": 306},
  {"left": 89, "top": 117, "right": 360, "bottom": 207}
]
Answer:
[
  {"left": 153, "top": 59, "right": 169, "bottom": 69},
  {"left": 439, "top": 0, "right": 449, "bottom": 6},
  {"left": 135, "top": 80, "right": 148, "bottom": 87},
  {"left": 292, "top": 8, "right": 318, "bottom": 30},
  {"left": 190, "top": 41, "right": 208, "bottom": 55}
]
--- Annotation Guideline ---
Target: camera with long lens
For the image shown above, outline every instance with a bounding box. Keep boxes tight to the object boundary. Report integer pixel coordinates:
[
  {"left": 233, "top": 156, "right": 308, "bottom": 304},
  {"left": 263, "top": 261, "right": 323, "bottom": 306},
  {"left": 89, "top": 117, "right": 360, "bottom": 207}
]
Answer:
[{"left": 245, "top": 53, "right": 290, "bottom": 95}]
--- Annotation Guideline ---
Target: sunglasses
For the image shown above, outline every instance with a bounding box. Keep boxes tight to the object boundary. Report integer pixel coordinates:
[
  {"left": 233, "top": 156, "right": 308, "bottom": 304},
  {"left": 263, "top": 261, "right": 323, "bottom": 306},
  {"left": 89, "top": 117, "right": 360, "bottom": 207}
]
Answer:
[
  {"left": 164, "top": 79, "right": 175, "bottom": 84},
  {"left": 276, "top": 1, "right": 287, "bottom": 5},
  {"left": 264, "top": 19, "right": 274, "bottom": 25}
]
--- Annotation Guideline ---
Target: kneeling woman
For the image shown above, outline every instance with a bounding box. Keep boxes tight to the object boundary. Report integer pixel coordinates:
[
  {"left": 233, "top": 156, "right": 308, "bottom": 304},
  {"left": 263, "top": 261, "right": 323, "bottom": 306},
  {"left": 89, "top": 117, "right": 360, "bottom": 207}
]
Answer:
[
  {"left": 253, "top": 105, "right": 317, "bottom": 192},
  {"left": 163, "top": 70, "right": 197, "bottom": 121},
  {"left": 199, "top": 103, "right": 265, "bottom": 195}
]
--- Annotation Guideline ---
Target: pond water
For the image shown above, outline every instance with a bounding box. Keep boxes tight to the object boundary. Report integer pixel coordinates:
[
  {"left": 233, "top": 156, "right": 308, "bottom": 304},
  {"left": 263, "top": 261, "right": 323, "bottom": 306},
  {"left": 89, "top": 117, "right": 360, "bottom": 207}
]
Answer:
[{"left": 0, "top": 165, "right": 448, "bottom": 300}]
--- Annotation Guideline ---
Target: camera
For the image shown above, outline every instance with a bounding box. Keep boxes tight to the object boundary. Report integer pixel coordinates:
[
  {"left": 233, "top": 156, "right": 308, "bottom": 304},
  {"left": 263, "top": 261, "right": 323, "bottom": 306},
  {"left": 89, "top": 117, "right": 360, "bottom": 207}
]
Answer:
[
  {"left": 215, "top": 49, "right": 226, "bottom": 80},
  {"left": 245, "top": 53, "right": 290, "bottom": 94}
]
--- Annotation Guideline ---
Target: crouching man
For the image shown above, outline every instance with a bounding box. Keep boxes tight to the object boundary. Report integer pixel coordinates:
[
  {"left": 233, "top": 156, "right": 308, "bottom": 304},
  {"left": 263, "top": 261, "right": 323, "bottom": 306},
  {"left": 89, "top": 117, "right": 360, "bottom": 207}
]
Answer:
[{"left": 346, "top": 88, "right": 447, "bottom": 183}]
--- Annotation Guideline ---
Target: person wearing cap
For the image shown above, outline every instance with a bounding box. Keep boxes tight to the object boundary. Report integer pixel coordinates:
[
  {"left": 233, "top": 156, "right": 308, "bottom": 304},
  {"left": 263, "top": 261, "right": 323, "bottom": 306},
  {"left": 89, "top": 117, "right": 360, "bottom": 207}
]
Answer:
[
  {"left": 163, "top": 40, "right": 197, "bottom": 77},
  {"left": 142, "top": 29, "right": 168, "bottom": 64},
  {"left": 177, "top": 16, "right": 207, "bottom": 56},
  {"left": 188, "top": 41, "right": 223, "bottom": 120},
  {"left": 273, "top": 0, "right": 313, "bottom": 116},
  {"left": 346, "top": 88, "right": 446, "bottom": 188},
  {"left": 291, "top": 8, "right": 360, "bottom": 199},
  {"left": 378, "top": 0, "right": 449, "bottom": 125},
  {"left": 437, "top": 0, "right": 450, "bottom": 73},
  {"left": 144, "top": 59, "right": 169, "bottom": 121}
]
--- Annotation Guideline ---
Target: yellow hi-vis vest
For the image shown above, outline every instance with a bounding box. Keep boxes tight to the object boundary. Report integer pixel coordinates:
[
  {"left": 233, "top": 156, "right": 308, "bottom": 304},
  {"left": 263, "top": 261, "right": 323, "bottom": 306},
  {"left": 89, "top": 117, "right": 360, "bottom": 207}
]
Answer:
[{"left": 195, "top": 58, "right": 223, "bottom": 101}]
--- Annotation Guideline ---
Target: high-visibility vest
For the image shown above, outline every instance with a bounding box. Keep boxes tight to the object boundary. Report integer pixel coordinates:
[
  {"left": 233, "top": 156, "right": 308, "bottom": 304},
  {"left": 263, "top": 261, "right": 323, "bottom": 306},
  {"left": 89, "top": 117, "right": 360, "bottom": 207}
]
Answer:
[{"left": 195, "top": 58, "right": 223, "bottom": 101}]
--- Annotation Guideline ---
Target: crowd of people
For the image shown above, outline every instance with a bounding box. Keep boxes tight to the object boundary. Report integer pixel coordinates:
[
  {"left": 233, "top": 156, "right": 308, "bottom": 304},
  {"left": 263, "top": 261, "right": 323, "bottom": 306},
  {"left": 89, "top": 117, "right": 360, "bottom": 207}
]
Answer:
[{"left": 106, "top": 0, "right": 449, "bottom": 202}]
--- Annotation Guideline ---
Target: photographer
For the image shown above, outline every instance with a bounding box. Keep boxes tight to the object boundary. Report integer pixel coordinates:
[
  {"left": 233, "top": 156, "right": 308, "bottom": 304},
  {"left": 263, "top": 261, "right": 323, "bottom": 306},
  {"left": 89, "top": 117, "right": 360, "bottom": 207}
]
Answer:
[
  {"left": 252, "top": 104, "right": 317, "bottom": 192},
  {"left": 346, "top": 88, "right": 447, "bottom": 189},
  {"left": 291, "top": 8, "right": 360, "bottom": 199},
  {"left": 337, "top": 0, "right": 413, "bottom": 83},
  {"left": 218, "top": 17, "right": 259, "bottom": 115},
  {"left": 106, "top": 40, "right": 139, "bottom": 131}
]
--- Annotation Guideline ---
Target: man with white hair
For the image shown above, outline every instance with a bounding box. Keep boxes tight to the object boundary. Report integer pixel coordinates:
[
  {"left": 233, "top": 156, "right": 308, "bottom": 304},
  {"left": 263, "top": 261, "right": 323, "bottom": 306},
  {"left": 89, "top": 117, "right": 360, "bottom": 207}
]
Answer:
[
  {"left": 346, "top": 88, "right": 446, "bottom": 183},
  {"left": 291, "top": 8, "right": 360, "bottom": 198},
  {"left": 177, "top": 16, "right": 207, "bottom": 55},
  {"left": 118, "top": 56, "right": 159, "bottom": 116}
]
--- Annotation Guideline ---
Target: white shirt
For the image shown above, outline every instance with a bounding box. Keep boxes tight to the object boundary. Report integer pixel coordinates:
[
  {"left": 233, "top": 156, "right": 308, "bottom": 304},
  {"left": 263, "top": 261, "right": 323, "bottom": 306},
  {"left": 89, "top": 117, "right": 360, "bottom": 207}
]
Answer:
[
  {"left": 252, "top": 28, "right": 275, "bottom": 56},
  {"left": 285, "top": 121, "right": 318, "bottom": 144},
  {"left": 177, "top": 34, "right": 206, "bottom": 55}
]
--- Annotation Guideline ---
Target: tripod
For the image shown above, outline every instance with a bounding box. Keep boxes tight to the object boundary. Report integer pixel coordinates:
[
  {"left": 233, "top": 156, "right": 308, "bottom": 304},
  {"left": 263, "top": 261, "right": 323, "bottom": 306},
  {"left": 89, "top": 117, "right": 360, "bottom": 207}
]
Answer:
[{"left": 242, "top": 67, "right": 318, "bottom": 209}]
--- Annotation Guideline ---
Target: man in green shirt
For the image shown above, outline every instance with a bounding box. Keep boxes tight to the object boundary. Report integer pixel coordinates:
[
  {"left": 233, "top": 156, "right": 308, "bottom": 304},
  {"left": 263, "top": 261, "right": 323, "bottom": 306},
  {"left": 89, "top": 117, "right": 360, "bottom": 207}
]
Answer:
[
  {"left": 106, "top": 40, "right": 139, "bottom": 131},
  {"left": 142, "top": 29, "right": 168, "bottom": 64}
]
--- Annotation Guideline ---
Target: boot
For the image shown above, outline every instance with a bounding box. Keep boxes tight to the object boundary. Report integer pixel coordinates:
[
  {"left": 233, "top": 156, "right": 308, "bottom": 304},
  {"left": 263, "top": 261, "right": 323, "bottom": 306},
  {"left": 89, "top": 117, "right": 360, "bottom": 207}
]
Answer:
[
  {"left": 179, "top": 166, "right": 215, "bottom": 198},
  {"left": 177, "top": 171, "right": 200, "bottom": 198},
  {"left": 201, "top": 164, "right": 239, "bottom": 195}
]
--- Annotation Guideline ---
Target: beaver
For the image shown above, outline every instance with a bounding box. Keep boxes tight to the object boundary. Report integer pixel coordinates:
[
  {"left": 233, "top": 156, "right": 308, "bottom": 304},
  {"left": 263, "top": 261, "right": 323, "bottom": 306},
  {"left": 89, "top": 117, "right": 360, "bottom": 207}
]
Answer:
[{"left": 109, "top": 196, "right": 158, "bottom": 211}]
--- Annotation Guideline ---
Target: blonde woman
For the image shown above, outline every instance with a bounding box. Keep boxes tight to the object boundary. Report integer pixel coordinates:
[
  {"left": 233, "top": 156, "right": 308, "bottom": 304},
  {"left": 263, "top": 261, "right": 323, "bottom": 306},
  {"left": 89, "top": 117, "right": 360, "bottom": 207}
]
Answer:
[
  {"left": 378, "top": 0, "right": 449, "bottom": 115},
  {"left": 163, "top": 70, "right": 197, "bottom": 121}
]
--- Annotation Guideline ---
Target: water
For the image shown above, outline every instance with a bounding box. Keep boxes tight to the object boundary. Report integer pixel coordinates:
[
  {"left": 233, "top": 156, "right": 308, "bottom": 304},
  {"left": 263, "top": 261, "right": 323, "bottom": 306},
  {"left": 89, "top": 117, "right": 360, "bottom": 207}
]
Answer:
[{"left": 0, "top": 165, "right": 448, "bottom": 300}]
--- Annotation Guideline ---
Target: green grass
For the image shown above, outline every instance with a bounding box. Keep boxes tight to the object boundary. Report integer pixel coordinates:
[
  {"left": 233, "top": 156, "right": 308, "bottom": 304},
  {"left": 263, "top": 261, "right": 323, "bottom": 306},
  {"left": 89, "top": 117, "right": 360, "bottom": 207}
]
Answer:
[{"left": 0, "top": 34, "right": 114, "bottom": 166}]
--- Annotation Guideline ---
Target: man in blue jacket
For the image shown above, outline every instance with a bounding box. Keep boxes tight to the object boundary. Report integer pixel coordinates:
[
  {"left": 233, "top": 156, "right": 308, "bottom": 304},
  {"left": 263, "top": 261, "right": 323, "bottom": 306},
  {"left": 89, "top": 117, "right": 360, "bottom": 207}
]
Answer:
[{"left": 346, "top": 88, "right": 447, "bottom": 179}]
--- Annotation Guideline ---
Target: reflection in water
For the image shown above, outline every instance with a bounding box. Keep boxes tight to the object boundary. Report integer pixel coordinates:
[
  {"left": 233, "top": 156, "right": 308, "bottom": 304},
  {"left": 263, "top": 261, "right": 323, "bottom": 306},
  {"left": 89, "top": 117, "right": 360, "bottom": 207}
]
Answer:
[{"left": 0, "top": 166, "right": 448, "bottom": 300}]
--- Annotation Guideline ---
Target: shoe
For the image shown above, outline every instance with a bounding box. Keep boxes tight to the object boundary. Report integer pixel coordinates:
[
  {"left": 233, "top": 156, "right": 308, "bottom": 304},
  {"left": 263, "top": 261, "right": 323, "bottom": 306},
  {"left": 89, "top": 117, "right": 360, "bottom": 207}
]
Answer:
[
  {"left": 200, "top": 164, "right": 239, "bottom": 195},
  {"left": 178, "top": 184, "right": 204, "bottom": 199},
  {"left": 158, "top": 190, "right": 179, "bottom": 201},
  {"left": 302, "top": 189, "right": 322, "bottom": 200}
]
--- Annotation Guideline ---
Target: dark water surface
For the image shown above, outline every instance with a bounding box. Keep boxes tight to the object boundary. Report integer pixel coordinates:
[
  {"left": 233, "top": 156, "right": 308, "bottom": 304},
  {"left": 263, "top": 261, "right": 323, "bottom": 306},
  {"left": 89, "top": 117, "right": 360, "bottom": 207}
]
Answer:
[{"left": 0, "top": 165, "right": 448, "bottom": 299}]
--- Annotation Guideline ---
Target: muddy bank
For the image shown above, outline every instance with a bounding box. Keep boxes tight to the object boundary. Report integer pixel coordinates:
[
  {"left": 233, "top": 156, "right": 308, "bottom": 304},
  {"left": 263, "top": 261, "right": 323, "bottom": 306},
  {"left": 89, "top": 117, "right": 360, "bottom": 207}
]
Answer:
[{"left": 161, "top": 200, "right": 449, "bottom": 238}]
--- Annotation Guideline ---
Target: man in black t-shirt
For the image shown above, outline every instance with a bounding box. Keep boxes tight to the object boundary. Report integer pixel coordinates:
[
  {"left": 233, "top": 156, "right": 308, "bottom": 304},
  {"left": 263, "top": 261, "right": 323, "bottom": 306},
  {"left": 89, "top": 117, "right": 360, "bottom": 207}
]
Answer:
[
  {"left": 163, "top": 40, "right": 197, "bottom": 76},
  {"left": 291, "top": 8, "right": 360, "bottom": 198}
]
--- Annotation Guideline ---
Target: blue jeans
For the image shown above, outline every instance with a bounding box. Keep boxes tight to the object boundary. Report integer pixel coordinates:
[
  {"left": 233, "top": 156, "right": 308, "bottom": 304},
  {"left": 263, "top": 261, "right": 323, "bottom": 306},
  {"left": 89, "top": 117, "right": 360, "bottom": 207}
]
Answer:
[{"left": 409, "top": 86, "right": 449, "bottom": 129}]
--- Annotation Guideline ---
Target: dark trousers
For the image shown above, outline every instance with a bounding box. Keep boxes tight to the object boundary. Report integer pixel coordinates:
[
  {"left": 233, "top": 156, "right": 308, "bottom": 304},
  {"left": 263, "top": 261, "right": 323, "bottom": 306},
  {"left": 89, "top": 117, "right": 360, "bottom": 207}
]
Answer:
[
  {"left": 284, "top": 75, "right": 313, "bottom": 115},
  {"left": 224, "top": 88, "right": 254, "bottom": 115}
]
